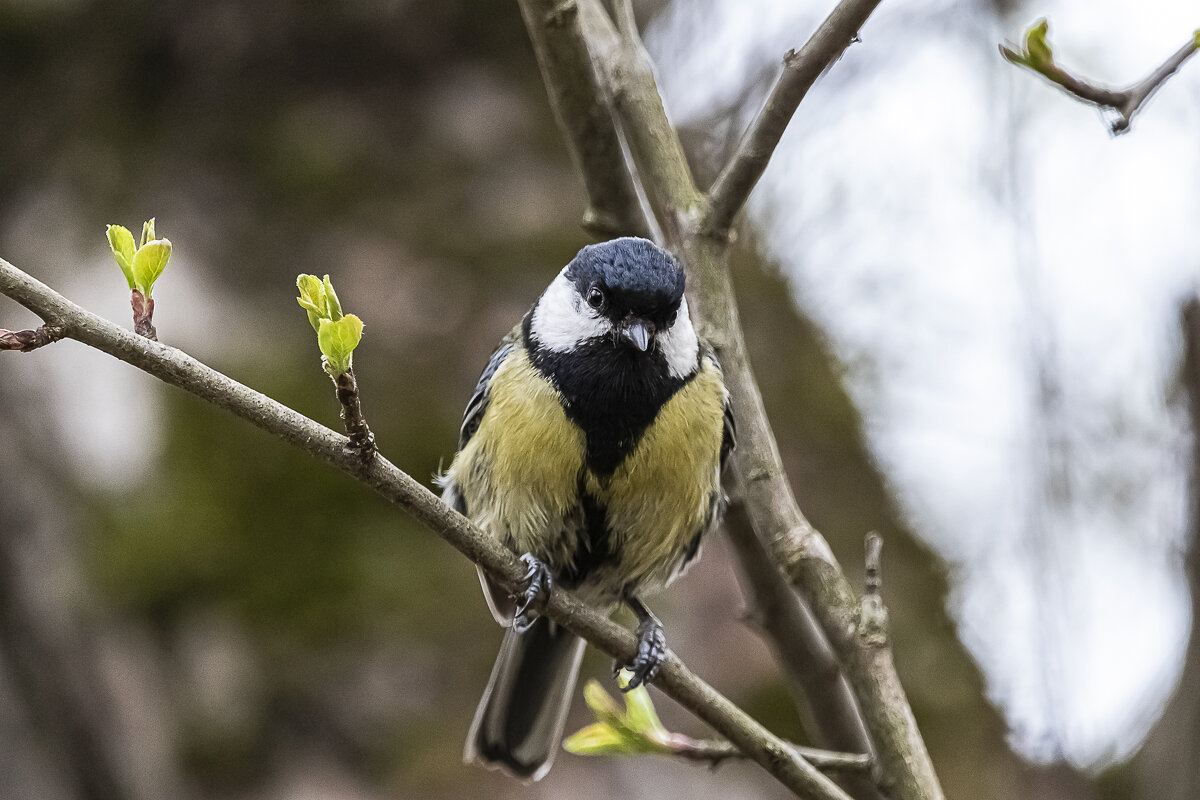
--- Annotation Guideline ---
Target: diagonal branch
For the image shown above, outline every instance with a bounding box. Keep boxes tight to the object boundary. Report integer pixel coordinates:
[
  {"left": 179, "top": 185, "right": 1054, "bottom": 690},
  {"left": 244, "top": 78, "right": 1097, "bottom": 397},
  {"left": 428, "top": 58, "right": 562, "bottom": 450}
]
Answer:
[
  {"left": 553, "top": 4, "right": 944, "bottom": 799},
  {"left": 726, "top": 507, "right": 884, "bottom": 800},
  {"left": 576, "top": 0, "right": 702, "bottom": 241},
  {"left": 0, "top": 255, "right": 854, "bottom": 800},
  {"left": 517, "top": 0, "right": 650, "bottom": 237},
  {"left": 703, "top": 0, "right": 884, "bottom": 239},
  {"left": 1001, "top": 22, "right": 1200, "bottom": 135}
]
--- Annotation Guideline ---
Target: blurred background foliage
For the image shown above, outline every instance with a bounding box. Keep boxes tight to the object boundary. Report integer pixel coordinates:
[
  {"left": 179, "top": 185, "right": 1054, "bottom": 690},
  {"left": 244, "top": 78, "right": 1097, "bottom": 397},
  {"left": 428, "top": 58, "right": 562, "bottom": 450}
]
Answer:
[{"left": 0, "top": 1, "right": 1190, "bottom": 799}]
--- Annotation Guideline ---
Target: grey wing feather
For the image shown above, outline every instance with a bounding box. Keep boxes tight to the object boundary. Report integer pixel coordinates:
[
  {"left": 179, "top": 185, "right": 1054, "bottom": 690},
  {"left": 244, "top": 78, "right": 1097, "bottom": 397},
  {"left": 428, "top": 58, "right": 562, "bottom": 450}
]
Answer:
[
  {"left": 720, "top": 397, "right": 736, "bottom": 473},
  {"left": 448, "top": 334, "right": 520, "bottom": 625},
  {"left": 708, "top": 349, "right": 736, "bottom": 473},
  {"left": 459, "top": 336, "right": 517, "bottom": 449}
]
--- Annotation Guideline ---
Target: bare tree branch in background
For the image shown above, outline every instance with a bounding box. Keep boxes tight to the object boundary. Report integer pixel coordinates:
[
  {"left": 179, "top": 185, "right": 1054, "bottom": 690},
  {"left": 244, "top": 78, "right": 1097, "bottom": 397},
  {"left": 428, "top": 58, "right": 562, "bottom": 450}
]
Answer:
[
  {"left": 704, "top": 0, "right": 883, "bottom": 239},
  {"left": 726, "top": 507, "right": 884, "bottom": 800},
  {"left": 517, "top": 1, "right": 945, "bottom": 798},
  {"left": 517, "top": 0, "right": 651, "bottom": 238},
  {"left": 0, "top": 451, "right": 127, "bottom": 800},
  {"left": 1000, "top": 20, "right": 1199, "bottom": 134}
]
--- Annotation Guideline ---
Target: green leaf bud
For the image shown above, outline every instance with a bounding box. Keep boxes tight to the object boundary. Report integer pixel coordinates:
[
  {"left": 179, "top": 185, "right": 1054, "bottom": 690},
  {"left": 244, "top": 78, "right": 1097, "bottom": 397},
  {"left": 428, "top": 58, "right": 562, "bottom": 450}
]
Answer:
[
  {"left": 317, "top": 313, "right": 364, "bottom": 376},
  {"left": 623, "top": 682, "right": 666, "bottom": 739},
  {"left": 1025, "top": 19, "right": 1053, "bottom": 70},
  {"left": 140, "top": 217, "right": 156, "bottom": 248},
  {"left": 583, "top": 679, "right": 624, "bottom": 726},
  {"left": 106, "top": 224, "right": 137, "bottom": 289},
  {"left": 321, "top": 274, "right": 343, "bottom": 320},
  {"left": 131, "top": 239, "right": 172, "bottom": 297},
  {"left": 563, "top": 723, "right": 629, "bottom": 756},
  {"left": 296, "top": 274, "right": 327, "bottom": 332}
]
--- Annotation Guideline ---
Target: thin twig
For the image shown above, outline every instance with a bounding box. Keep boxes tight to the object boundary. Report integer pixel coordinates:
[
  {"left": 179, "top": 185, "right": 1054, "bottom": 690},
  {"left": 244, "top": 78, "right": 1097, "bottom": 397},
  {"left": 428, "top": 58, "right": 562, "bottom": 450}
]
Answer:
[
  {"left": 515, "top": 0, "right": 650, "bottom": 237},
  {"left": 0, "top": 255, "right": 852, "bottom": 800},
  {"left": 1001, "top": 31, "right": 1199, "bottom": 135},
  {"left": 669, "top": 735, "right": 873, "bottom": 774},
  {"left": 703, "top": 0, "right": 884, "bottom": 239},
  {"left": 333, "top": 368, "right": 377, "bottom": 460}
]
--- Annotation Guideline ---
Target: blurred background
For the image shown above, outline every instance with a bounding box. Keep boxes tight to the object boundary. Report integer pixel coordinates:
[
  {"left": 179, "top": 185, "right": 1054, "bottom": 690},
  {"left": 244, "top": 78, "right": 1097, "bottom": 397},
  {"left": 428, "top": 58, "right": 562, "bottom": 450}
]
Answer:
[{"left": 0, "top": 0, "right": 1196, "bottom": 798}]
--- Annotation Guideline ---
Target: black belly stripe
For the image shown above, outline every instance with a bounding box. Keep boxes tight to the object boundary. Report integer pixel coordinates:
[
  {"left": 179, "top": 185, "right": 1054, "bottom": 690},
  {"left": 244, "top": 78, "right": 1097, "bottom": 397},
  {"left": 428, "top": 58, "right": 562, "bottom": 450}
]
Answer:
[
  {"left": 522, "top": 313, "right": 694, "bottom": 475},
  {"left": 560, "top": 478, "right": 611, "bottom": 589}
]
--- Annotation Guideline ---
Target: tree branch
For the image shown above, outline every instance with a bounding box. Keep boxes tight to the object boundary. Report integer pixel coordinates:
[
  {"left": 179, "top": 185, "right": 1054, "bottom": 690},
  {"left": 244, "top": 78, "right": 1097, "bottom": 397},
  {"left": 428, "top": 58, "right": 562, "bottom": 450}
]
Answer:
[
  {"left": 702, "top": 256, "right": 941, "bottom": 800},
  {"left": 0, "top": 255, "right": 855, "bottom": 800},
  {"left": 576, "top": 0, "right": 702, "bottom": 243},
  {"left": 703, "top": 0, "right": 884, "bottom": 239},
  {"left": 726, "top": 506, "right": 883, "bottom": 800},
  {"left": 516, "top": 0, "right": 650, "bottom": 237},
  {"left": 1001, "top": 23, "right": 1200, "bottom": 135},
  {"left": 536, "top": 3, "right": 944, "bottom": 798}
]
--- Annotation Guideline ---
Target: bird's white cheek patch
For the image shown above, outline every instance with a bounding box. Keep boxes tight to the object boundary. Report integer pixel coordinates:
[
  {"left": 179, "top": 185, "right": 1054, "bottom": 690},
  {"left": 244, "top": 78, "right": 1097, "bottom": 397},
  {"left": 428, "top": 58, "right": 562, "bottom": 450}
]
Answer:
[
  {"left": 530, "top": 271, "right": 610, "bottom": 351},
  {"left": 658, "top": 297, "right": 699, "bottom": 379}
]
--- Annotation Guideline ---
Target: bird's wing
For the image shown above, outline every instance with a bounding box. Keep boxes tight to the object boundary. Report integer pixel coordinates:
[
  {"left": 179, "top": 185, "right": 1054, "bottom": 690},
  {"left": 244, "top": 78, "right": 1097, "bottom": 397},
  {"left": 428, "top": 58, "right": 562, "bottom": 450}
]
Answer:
[
  {"left": 707, "top": 349, "right": 736, "bottom": 473},
  {"left": 459, "top": 332, "right": 518, "bottom": 450},
  {"left": 450, "top": 331, "right": 521, "bottom": 625},
  {"left": 721, "top": 395, "right": 736, "bottom": 474}
]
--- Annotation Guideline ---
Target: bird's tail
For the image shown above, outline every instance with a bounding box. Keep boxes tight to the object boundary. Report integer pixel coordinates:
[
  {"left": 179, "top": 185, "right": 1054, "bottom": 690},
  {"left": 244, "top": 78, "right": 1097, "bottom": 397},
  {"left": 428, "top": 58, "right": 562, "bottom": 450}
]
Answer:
[{"left": 464, "top": 616, "right": 586, "bottom": 781}]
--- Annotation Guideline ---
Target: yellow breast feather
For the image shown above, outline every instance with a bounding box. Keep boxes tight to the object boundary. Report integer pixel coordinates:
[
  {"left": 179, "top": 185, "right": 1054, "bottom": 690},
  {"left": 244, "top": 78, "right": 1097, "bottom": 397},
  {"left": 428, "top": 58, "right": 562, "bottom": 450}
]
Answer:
[
  {"left": 590, "top": 356, "right": 726, "bottom": 589},
  {"left": 451, "top": 348, "right": 585, "bottom": 561}
]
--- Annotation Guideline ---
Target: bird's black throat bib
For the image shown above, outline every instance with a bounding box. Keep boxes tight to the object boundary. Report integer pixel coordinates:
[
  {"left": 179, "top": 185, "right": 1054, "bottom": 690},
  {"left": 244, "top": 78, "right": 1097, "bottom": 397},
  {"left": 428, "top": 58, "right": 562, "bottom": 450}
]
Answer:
[{"left": 523, "top": 313, "right": 692, "bottom": 476}]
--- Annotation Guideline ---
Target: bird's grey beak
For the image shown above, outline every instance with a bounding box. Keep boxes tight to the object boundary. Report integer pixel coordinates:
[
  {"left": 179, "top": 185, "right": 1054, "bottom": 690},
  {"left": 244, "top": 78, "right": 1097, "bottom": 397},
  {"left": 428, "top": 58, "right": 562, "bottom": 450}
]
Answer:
[{"left": 621, "top": 320, "right": 652, "bottom": 352}]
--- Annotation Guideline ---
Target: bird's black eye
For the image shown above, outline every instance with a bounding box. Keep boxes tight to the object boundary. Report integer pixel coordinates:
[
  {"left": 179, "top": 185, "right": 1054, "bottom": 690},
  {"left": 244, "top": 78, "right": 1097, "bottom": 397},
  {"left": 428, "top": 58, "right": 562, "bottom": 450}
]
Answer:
[
  {"left": 586, "top": 286, "right": 606, "bottom": 311},
  {"left": 665, "top": 310, "right": 678, "bottom": 327}
]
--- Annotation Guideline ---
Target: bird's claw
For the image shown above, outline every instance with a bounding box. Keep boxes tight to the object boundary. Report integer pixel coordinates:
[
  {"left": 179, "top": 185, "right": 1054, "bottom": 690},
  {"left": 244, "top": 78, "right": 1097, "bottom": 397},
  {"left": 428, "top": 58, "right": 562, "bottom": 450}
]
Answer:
[
  {"left": 621, "top": 615, "right": 666, "bottom": 691},
  {"left": 512, "top": 553, "right": 552, "bottom": 633}
]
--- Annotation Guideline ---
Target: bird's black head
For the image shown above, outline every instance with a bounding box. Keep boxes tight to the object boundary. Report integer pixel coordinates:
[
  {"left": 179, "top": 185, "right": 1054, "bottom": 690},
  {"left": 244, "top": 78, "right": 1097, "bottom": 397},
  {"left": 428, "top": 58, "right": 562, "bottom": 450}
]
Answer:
[{"left": 565, "top": 237, "right": 685, "bottom": 332}]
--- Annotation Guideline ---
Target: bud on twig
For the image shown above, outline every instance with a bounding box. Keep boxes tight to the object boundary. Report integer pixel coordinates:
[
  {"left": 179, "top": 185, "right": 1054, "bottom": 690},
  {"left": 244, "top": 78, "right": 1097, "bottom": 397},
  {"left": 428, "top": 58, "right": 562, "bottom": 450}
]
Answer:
[
  {"left": 296, "top": 273, "right": 375, "bottom": 460},
  {"left": 106, "top": 218, "right": 172, "bottom": 340}
]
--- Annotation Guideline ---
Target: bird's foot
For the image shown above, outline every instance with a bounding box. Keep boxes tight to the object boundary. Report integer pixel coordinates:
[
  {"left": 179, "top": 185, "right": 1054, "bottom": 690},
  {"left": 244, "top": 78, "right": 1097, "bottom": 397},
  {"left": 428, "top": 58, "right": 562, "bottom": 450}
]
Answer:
[
  {"left": 620, "top": 599, "right": 666, "bottom": 691},
  {"left": 512, "top": 553, "right": 552, "bottom": 633}
]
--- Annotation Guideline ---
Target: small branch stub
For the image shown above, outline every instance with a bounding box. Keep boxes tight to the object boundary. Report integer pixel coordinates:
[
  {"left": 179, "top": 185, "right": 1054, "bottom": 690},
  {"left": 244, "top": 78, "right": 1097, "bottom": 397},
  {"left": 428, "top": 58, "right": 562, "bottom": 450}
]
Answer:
[
  {"left": 0, "top": 323, "right": 65, "bottom": 352},
  {"left": 860, "top": 532, "right": 887, "bottom": 645}
]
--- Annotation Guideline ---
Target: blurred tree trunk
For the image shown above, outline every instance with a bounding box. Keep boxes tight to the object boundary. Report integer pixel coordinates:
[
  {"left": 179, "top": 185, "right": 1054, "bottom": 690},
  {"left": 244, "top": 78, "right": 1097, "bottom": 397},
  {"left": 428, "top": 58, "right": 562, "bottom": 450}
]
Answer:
[
  {"left": 0, "top": 372, "right": 122, "bottom": 800},
  {"left": 0, "top": 368, "right": 187, "bottom": 800},
  {"left": 1132, "top": 298, "right": 1200, "bottom": 800}
]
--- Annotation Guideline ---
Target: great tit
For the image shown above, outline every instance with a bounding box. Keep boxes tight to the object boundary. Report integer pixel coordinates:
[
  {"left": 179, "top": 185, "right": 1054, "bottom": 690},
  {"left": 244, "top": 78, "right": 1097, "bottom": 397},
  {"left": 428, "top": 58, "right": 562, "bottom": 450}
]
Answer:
[{"left": 440, "top": 237, "right": 734, "bottom": 781}]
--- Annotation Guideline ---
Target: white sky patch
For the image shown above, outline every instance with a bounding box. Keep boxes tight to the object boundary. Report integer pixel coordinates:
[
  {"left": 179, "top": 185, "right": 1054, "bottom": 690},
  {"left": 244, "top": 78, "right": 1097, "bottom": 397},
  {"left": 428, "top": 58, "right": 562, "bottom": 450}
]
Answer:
[{"left": 649, "top": 0, "right": 1198, "bottom": 766}]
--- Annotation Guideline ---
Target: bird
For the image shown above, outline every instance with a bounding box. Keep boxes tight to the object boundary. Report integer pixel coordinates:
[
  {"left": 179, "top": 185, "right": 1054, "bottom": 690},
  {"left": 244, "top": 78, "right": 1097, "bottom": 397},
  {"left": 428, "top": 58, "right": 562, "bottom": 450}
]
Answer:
[{"left": 439, "top": 236, "right": 734, "bottom": 781}]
